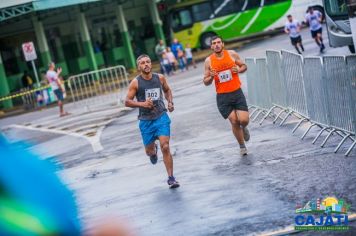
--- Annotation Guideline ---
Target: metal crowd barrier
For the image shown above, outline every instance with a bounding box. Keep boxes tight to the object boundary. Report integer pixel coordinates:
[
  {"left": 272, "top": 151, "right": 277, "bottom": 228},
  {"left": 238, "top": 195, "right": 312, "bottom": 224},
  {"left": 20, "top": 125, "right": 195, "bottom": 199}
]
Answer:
[
  {"left": 265, "top": 50, "right": 289, "bottom": 125},
  {"left": 309, "top": 56, "right": 354, "bottom": 150},
  {"left": 254, "top": 58, "right": 273, "bottom": 122},
  {"left": 246, "top": 51, "right": 356, "bottom": 156},
  {"left": 280, "top": 51, "right": 309, "bottom": 128},
  {"left": 246, "top": 58, "right": 259, "bottom": 118},
  {"left": 301, "top": 57, "right": 330, "bottom": 141},
  {"left": 67, "top": 65, "right": 129, "bottom": 110},
  {"left": 345, "top": 55, "right": 356, "bottom": 156}
]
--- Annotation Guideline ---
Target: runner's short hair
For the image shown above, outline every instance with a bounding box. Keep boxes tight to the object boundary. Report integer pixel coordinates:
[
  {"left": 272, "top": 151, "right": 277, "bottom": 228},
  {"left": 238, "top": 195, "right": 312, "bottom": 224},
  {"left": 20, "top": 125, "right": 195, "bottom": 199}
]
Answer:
[
  {"left": 287, "top": 14, "right": 292, "bottom": 18},
  {"left": 136, "top": 54, "right": 150, "bottom": 66},
  {"left": 210, "top": 35, "right": 224, "bottom": 44}
]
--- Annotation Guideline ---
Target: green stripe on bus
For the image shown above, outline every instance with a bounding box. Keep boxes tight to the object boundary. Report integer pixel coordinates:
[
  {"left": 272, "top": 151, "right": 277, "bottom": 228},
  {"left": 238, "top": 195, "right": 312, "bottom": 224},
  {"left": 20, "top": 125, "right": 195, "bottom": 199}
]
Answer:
[{"left": 242, "top": 1, "right": 292, "bottom": 35}]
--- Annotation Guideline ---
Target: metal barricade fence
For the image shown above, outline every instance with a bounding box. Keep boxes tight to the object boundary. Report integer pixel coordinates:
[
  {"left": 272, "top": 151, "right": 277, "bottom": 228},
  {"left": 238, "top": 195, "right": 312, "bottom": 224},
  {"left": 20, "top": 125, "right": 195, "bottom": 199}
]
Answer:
[
  {"left": 323, "top": 56, "right": 354, "bottom": 134},
  {"left": 67, "top": 65, "right": 129, "bottom": 110},
  {"left": 301, "top": 57, "right": 330, "bottom": 140},
  {"left": 345, "top": 55, "right": 356, "bottom": 156},
  {"left": 266, "top": 50, "right": 288, "bottom": 108},
  {"left": 245, "top": 50, "right": 355, "bottom": 156},
  {"left": 346, "top": 55, "right": 356, "bottom": 132},
  {"left": 246, "top": 58, "right": 260, "bottom": 117},
  {"left": 255, "top": 58, "right": 272, "bottom": 110},
  {"left": 281, "top": 50, "right": 309, "bottom": 122},
  {"left": 254, "top": 58, "right": 274, "bottom": 123},
  {"left": 246, "top": 58, "right": 257, "bottom": 105}
]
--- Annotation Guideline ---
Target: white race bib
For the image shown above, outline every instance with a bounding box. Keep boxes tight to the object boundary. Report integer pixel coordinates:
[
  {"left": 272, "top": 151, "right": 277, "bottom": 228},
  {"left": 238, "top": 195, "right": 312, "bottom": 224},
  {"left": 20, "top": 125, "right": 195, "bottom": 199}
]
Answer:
[
  {"left": 145, "top": 88, "right": 160, "bottom": 101},
  {"left": 218, "top": 70, "right": 232, "bottom": 83}
]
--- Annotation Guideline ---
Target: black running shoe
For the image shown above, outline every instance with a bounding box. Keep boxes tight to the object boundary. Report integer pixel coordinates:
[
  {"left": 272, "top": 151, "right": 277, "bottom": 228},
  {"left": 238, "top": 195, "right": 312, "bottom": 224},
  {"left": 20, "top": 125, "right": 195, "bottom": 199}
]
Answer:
[
  {"left": 149, "top": 143, "right": 158, "bottom": 165},
  {"left": 320, "top": 44, "right": 325, "bottom": 53},
  {"left": 167, "top": 176, "right": 180, "bottom": 188}
]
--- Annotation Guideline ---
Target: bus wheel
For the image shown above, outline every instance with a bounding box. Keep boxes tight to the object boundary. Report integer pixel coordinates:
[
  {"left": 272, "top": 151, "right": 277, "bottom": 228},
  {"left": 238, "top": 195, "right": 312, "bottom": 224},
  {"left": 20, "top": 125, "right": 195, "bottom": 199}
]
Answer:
[
  {"left": 200, "top": 32, "right": 216, "bottom": 49},
  {"left": 349, "top": 45, "right": 355, "bottom": 54}
]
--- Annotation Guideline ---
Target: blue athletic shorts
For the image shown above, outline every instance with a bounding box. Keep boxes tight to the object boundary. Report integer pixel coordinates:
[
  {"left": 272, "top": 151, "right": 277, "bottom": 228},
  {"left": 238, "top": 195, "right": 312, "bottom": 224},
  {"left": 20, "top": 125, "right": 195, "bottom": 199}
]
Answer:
[
  {"left": 53, "top": 89, "right": 64, "bottom": 101},
  {"left": 139, "top": 112, "right": 171, "bottom": 146}
]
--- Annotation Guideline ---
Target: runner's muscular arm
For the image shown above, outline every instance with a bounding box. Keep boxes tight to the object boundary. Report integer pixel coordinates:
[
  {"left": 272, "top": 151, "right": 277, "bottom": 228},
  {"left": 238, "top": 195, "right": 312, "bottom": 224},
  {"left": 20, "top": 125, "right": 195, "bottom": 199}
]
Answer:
[
  {"left": 203, "top": 57, "right": 215, "bottom": 86},
  {"left": 159, "top": 74, "right": 174, "bottom": 112},
  {"left": 125, "top": 79, "right": 153, "bottom": 109},
  {"left": 229, "top": 50, "right": 247, "bottom": 74}
]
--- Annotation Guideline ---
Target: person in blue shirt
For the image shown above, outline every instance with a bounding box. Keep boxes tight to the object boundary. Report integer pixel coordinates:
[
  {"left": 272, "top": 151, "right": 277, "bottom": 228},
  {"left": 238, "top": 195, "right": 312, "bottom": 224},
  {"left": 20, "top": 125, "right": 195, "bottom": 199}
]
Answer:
[{"left": 170, "top": 38, "right": 184, "bottom": 59}]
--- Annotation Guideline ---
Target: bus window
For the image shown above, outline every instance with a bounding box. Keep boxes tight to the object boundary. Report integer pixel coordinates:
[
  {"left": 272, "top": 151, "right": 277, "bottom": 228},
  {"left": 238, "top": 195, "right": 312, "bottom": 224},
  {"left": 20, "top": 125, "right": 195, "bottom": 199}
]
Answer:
[
  {"left": 246, "top": 0, "right": 261, "bottom": 10},
  {"left": 172, "top": 9, "right": 193, "bottom": 31},
  {"left": 192, "top": 3, "right": 213, "bottom": 21},
  {"left": 234, "top": 0, "right": 248, "bottom": 11},
  {"left": 324, "top": 0, "right": 348, "bottom": 17},
  {"left": 212, "top": 0, "right": 237, "bottom": 17},
  {"left": 264, "top": 0, "right": 289, "bottom": 5}
]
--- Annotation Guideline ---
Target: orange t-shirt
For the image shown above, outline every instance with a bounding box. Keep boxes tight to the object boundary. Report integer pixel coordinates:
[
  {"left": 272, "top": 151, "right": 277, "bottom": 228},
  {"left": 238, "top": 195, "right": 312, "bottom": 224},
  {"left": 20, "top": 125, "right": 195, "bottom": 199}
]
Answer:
[{"left": 210, "top": 50, "right": 241, "bottom": 94}]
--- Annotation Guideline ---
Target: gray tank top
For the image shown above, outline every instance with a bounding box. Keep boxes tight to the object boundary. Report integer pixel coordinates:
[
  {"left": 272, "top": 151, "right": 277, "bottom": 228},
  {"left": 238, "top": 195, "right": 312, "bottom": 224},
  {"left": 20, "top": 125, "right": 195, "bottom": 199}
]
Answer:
[{"left": 136, "top": 73, "right": 166, "bottom": 120}]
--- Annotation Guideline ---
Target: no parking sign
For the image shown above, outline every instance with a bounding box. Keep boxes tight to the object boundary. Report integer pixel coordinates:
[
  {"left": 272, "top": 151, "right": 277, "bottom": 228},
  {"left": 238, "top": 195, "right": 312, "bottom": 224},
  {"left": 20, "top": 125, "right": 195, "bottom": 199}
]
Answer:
[{"left": 22, "top": 42, "right": 37, "bottom": 61}]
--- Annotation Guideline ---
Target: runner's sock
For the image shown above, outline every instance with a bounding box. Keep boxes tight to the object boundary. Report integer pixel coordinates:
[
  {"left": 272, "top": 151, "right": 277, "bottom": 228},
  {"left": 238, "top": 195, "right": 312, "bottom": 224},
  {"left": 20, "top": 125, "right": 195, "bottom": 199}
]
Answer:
[{"left": 239, "top": 143, "right": 246, "bottom": 149}]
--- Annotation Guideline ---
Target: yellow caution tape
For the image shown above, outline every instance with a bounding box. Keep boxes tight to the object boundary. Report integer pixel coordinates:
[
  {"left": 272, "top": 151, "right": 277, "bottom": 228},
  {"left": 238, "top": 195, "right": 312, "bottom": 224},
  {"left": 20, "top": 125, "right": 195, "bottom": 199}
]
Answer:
[
  {"left": 0, "top": 85, "right": 50, "bottom": 102},
  {"left": 0, "top": 80, "right": 69, "bottom": 102}
]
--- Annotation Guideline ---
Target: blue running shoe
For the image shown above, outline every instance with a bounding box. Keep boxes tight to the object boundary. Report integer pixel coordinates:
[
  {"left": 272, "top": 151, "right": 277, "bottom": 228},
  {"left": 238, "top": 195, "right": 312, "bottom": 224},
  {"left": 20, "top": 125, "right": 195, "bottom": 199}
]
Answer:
[
  {"left": 149, "top": 143, "right": 158, "bottom": 165},
  {"left": 167, "top": 176, "right": 180, "bottom": 188}
]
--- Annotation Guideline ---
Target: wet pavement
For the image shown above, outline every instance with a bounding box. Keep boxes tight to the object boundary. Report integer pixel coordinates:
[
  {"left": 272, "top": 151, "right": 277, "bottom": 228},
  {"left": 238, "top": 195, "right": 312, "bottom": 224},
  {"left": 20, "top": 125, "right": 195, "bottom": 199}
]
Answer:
[{"left": 1, "top": 28, "right": 355, "bottom": 235}]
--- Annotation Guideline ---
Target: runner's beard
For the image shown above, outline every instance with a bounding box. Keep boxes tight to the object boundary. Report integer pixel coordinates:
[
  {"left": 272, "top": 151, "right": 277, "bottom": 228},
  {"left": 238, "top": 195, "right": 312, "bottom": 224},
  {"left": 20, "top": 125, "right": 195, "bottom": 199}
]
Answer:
[{"left": 142, "top": 66, "right": 151, "bottom": 74}]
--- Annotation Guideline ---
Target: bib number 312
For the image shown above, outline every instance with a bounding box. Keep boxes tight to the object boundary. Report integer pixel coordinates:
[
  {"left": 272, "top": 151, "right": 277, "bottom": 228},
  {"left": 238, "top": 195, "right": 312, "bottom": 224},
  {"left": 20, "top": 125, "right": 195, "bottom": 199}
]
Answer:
[{"left": 145, "top": 88, "right": 160, "bottom": 101}]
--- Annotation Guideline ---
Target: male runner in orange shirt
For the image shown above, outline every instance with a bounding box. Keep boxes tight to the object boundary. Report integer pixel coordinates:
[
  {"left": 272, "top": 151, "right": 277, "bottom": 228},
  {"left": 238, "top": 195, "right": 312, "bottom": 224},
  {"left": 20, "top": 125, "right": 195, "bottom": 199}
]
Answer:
[{"left": 203, "top": 36, "right": 250, "bottom": 156}]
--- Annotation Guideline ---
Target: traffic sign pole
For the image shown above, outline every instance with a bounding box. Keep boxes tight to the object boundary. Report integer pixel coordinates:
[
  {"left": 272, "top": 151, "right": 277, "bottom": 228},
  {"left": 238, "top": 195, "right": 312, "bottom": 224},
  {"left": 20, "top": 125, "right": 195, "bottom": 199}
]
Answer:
[{"left": 31, "top": 60, "right": 40, "bottom": 87}]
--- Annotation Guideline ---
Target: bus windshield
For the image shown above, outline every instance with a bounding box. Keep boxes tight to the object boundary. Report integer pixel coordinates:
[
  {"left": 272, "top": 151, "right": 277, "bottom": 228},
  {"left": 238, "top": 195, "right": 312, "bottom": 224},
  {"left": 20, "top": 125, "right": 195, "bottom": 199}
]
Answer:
[{"left": 324, "top": 0, "right": 348, "bottom": 17}]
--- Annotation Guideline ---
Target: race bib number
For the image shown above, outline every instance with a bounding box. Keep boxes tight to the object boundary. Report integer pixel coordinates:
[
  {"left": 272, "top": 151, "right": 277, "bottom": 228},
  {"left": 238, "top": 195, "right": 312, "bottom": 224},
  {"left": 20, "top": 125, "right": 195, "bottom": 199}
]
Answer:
[
  {"left": 218, "top": 70, "right": 232, "bottom": 83},
  {"left": 145, "top": 88, "right": 160, "bottom": 101},
  {"left": 311, "top": 19, "right": 318, "bottom": 27}
]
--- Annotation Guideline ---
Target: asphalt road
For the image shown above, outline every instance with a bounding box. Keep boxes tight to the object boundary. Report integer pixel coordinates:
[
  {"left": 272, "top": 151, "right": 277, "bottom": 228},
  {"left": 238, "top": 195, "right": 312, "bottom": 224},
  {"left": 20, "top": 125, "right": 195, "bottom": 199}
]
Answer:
[{"left": 1, "top": 27, "right": 355, "bottom": 235}]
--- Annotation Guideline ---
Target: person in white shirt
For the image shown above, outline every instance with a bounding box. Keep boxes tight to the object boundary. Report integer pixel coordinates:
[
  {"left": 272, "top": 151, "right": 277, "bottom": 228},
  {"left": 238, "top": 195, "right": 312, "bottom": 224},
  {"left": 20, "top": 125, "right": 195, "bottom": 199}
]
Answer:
[
  {"left": 305, "top": 7, "right": 325, "bottom": 53},
  {"left": 285, "top": 15, "right": 304, "bottom": 54},
  {"left": 46, "top": 62, "right": 69, "bottom": 117},
  {"left": 185, "top": 43, "right": 197, "bottom": 70},
  {"left": 166, "top": 47, "right": 177, "bottom": 73}
]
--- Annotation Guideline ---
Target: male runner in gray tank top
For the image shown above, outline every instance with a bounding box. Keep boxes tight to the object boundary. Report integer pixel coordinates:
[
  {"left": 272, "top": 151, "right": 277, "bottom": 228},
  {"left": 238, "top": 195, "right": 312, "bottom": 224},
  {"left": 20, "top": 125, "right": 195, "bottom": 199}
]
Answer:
[{"left": 125, "top": 54, "right": 179, "bottom": 188}]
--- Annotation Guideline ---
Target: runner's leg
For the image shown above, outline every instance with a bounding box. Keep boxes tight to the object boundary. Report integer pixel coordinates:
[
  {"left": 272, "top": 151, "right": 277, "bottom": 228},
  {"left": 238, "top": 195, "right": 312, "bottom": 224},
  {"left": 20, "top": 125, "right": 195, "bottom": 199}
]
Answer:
[
  {"left": 228, "top": 110, "right": 244, "bottom": 145},
  {"left": 158, "top": 136, "right": 173, "bottom": 177}
]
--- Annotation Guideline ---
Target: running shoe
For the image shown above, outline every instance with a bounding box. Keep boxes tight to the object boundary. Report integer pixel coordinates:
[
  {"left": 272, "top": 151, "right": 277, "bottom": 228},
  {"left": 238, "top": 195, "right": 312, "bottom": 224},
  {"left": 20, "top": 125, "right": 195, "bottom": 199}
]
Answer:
[
  {"left": 240, "top": 147, "right": 248, "bottom": 156},
  {"left": 149, "top": 143, "right": 158, "bottom": 165},
  {"left": 243, "top": 127, "right": 250, "bottom": 142},
  {"left": 167, "top": 176, "right": 180, "bottom": 188},
  {"left": 320, "top": 44, "right": 325, "bottom": 53}
]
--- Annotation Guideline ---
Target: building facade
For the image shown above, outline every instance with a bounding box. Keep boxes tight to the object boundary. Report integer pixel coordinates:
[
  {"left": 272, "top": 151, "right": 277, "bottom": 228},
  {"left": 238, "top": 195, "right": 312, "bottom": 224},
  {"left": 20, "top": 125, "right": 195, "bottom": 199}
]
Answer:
[{"left": 0, "top": 0, "right": 166, "bottom": 108}]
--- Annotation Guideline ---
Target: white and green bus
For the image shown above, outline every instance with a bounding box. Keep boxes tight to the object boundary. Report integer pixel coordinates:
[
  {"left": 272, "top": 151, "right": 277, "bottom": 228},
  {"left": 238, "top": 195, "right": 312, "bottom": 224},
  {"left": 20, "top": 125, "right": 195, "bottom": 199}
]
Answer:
[
  {"left": 322, "top": 0, "right": 355, "bottom": 53},
  {"left": 169, "top": 0, "right": 324, "bottom": 48}
]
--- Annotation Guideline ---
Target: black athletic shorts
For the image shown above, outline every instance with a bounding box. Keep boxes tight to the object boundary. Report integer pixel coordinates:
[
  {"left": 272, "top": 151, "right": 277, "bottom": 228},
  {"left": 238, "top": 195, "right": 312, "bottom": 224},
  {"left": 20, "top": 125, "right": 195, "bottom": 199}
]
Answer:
[
  {"left": 311, "top": 28, "right": 322, "bottom": 38},
  {"left": 216, "top": 88, "right": 248, "bottom": 119},
  {"left": 290, "top": 36, "right": 302, "bottom": 46}
]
